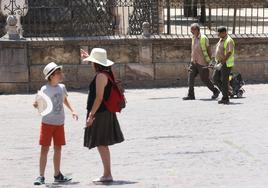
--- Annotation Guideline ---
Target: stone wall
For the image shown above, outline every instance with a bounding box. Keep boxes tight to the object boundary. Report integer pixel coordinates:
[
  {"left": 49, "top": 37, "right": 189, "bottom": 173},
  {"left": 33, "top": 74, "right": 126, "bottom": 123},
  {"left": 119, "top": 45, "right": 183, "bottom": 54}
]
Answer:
[{"left": 1, "top": 35, "right": 268, "bottom": 94}]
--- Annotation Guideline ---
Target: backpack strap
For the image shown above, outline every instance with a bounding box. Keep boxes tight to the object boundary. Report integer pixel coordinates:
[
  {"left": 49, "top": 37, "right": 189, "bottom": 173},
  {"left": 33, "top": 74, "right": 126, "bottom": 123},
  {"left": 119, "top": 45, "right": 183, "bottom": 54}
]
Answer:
[
  {"left": 98, "top": 71, "right": 115, "bottom": 84},
  {"left": 98, "top": 71, "right": 125, "bottom": 95}
]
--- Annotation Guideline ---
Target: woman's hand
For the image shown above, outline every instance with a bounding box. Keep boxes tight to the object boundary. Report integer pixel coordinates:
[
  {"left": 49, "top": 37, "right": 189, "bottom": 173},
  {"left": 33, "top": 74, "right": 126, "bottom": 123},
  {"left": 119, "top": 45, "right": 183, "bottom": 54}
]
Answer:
[
  {"left": 72, "top": 111, "right": 79, "bottom": 121},
  {"left": 86, "top": 113, "right": 95, "bottom": 127}
]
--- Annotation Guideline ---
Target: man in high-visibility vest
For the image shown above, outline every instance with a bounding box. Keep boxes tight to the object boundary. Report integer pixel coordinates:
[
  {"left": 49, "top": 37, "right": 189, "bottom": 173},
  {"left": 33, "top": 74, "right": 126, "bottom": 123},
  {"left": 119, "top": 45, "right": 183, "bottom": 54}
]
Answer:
[
  {"left": 183, "top": 23, "right": 220, "bottom": 100},
  {"left": 213, "top": 26, "right": 235, "bottom": 104}
]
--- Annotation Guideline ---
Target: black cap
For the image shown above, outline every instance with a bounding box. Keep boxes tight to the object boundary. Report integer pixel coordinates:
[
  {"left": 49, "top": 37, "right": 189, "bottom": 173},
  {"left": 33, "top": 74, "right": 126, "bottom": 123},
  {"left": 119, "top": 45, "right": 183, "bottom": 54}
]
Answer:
[{"left": 217, "top": 26, "right": 227, "bottom": 33}]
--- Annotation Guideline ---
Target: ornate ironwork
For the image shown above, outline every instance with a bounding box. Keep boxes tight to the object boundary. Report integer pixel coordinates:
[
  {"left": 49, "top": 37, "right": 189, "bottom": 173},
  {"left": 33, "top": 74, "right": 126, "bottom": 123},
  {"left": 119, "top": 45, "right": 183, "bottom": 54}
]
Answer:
[
  {"left": 20, "top": 0, "right": 116, "bottom": 37},
  {"left": 128, "top": 0, "right": 159, "bottom": 35},
  {"left": 2, "top": 0, "right": 28, "bottom": 16},
  {"left": 70, "top": 0, "right": 115, "bottom": 36},
  {"left": 1, "top": 0, "right": 266, "bottom": 37}
]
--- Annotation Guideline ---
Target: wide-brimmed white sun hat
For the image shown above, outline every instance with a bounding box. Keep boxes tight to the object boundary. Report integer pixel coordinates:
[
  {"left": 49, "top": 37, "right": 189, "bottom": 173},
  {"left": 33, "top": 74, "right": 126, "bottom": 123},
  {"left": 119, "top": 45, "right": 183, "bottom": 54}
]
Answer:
[
  {"left": 83, "top": 48, "right": 114, "bottom": 67},
  {"left": 43, "top": 62, "right": 62, "bottom": 80}
]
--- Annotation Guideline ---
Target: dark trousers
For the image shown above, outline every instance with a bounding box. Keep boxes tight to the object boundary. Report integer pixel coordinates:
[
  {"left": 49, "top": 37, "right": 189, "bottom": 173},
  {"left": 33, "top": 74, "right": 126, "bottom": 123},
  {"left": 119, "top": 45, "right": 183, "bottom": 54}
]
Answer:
[
  {"left": 212, "top": 64, "right": 232, "bottom": 100},
  {"left": 187, "top": 63, "right": 218, "bottom": 96}
]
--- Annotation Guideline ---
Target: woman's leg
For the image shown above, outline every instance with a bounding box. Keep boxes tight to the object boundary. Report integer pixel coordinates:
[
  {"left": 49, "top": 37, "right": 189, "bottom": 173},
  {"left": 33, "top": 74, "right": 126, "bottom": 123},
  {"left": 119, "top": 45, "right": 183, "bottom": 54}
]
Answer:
[
  {"left": 40, "top": 146, "right": 49, "bottom": 176},
  {"left": 97, "top": 146, "right": 112, "bottom": 177},
  {"left": 53, "top": 145, "right": 62, "bottom": 176}
]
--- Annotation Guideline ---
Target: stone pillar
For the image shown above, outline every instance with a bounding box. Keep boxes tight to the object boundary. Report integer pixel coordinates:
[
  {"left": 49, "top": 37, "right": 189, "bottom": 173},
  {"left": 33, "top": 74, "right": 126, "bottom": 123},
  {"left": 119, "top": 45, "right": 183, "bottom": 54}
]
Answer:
[
  {"left": 139, "top": 44, "right": 152, "bottom": 64},
  {"left": 0, "top": 41, "right": 29, "bottom": 93},
  {"left": 124, "top": 22, "right": 155, "bottom": 84},
  {"left": 110, "top": 0, "right": 132, "bottom": 35},
  {"left": 184, "top": 0, "right": 197, "bottom": 17},
  {"left": 158, "top": 0, "right": 164, "bottom": 33}
]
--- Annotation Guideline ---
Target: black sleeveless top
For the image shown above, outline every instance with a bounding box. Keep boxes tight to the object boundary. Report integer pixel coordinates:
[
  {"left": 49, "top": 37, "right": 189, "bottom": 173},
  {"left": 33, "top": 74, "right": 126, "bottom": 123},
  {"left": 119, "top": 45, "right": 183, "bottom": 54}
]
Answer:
[{"left": 86, "top": 73, "right": 112, "bottom": 113}]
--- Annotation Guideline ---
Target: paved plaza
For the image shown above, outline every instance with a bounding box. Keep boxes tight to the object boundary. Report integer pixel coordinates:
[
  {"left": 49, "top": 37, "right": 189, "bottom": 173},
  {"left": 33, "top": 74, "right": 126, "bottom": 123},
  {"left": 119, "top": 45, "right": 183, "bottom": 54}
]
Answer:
[{"left": 1, "top": 84, "right": 268, "bottom": 188}]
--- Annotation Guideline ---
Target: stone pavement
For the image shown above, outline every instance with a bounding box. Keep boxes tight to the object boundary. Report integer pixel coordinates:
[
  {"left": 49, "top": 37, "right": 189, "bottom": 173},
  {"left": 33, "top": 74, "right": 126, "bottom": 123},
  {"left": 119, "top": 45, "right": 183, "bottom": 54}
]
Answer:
[{"left": 1, "top": 84, "right": 268, "bottom": 188}]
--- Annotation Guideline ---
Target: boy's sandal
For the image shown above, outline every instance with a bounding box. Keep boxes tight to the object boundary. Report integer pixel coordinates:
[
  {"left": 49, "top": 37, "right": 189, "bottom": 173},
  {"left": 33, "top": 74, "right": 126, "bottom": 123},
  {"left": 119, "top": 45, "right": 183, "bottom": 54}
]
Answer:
[{"left": 34, "top": 176, "right": 45, "bottom": 185}]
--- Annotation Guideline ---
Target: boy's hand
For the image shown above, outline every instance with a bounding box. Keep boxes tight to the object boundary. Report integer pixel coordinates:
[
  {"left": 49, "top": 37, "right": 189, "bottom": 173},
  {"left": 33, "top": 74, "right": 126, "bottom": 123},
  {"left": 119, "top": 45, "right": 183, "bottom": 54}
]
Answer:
[
  {"left": 72, "top": 112, "right": 79, "bottom": 121},
  {"left": 33, "top": 101, "right": 38, "bottom": 108}
]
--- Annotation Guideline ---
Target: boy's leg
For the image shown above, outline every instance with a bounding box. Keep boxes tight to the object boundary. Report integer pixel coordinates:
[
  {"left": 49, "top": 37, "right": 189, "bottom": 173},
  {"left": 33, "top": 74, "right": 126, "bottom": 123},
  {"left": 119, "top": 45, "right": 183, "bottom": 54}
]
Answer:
[
  {"left": 39, "top": 146, "right": 49, "bottom": 177},
  {"left": 53, "top": 145, "right": 62, "bottom": 176},
  {"left": 52, "top": 125, "right": 65, "bottom": 176},
  {"left": 97, "top": 146, "right": 112, "bottom": 177},
  {"left": 39, "top": 123, "right": 54, "bottom": 177},
  {"left": 52, "top": 125, "right": 71, "bottom": 183}
]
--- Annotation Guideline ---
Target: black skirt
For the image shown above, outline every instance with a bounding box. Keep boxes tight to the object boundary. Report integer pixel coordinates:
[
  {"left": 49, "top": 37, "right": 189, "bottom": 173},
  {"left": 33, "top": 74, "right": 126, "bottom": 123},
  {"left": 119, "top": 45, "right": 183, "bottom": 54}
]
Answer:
[{"left": 84, "top": 111, "right": 124, "bottom": 149}]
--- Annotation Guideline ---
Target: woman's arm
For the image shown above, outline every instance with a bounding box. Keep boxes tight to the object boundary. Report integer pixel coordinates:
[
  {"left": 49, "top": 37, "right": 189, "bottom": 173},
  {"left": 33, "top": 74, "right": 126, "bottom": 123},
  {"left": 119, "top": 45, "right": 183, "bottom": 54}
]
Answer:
[
  {"left": 86, "top": 73, "right": 108, "bottom": 127},
  {"left": 64, "top": 97, "right": 78, "bottom": 120}
]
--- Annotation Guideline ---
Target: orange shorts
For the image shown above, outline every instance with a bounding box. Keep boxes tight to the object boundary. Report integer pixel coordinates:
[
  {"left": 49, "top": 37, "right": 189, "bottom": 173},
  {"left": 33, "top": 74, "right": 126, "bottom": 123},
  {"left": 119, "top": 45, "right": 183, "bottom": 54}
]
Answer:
[{"left": 39, "top": 123, "right": 66, "bottom": 146}]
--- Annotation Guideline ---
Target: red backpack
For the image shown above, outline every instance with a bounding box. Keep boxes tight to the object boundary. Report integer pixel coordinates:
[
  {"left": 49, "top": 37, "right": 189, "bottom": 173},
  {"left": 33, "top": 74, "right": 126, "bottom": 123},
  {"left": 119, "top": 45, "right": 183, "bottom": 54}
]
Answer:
[{"left": 100, "top": 71, "right": 126, "bottom": 113}]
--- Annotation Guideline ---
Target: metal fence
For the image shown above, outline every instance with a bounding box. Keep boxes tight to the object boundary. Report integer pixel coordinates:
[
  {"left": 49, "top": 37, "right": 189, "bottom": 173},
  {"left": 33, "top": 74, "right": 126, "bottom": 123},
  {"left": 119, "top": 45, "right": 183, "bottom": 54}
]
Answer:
[
  {"left": 164, "top": 0, "right": 268, "bottom": 36},
  {"left": 0, "top": 0, "right": 267, "bottom": 37}
]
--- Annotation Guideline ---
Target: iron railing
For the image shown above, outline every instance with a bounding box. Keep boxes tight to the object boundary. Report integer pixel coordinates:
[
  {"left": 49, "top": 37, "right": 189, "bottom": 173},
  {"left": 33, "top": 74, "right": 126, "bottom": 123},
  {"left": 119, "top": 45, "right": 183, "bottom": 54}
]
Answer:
[
  {"left": 164, "top": 0, "right": 268, "bottom": 36},
  {"left": 0, "top": 0, "right": 267, "bottom": 37}
]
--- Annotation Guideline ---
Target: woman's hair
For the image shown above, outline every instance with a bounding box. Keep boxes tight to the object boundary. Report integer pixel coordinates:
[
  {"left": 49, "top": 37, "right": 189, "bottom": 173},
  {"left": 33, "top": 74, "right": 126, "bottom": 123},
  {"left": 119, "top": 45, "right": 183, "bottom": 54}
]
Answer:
[{"left": 93, "top": 63, "right": 112, "bottom": 73}]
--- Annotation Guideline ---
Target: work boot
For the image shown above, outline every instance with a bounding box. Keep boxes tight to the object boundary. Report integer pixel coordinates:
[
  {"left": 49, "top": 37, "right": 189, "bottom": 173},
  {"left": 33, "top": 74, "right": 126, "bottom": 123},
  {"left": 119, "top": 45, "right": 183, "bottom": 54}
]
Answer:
[
  {"left": 218, "top": 99, "right": 229, "bottom": 104},
  {"left": 183, "top": 95, "right": 195, "bottom": 100},
  {"left": 211, "top": 89, "right": 220, "bottom": 99}
]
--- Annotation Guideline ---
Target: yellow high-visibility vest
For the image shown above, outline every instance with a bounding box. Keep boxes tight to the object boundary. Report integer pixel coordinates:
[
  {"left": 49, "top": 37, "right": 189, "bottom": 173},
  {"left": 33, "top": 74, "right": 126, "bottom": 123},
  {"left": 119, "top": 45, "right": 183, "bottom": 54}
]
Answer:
[
  {"left": 192, "top": 34, "right": 210, "bottom": 63},
  {"left": 224, "top": 35, "right": 235, "bottom": 68}
]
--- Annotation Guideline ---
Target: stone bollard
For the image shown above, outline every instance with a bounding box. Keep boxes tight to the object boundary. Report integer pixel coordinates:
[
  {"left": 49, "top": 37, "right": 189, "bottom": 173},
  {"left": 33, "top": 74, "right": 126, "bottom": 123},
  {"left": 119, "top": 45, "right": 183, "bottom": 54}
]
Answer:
[
  {"left": 142, "top": 22, "right": 150, "bottom": 37},
  {"left": 139, "top": 22, "right": 152, "bottom": 65}
]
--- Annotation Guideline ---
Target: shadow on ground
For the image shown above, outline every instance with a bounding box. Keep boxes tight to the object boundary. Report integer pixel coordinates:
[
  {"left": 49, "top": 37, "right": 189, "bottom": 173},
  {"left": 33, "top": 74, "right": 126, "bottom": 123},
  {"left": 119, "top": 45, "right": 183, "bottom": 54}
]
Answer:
[
  {"left": 92, "top": 180, "right": 138, "bottom": 186},
  {"left": 46, "top": 181, "right": 80, "bottom": 188},
  {"left": 148, "top": 97, "right": 179, "bottom": 100}
]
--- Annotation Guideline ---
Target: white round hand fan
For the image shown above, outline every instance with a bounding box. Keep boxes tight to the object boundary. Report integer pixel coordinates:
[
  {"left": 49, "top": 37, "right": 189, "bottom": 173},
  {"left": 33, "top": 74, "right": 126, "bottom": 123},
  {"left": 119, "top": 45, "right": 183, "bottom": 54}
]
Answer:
[{"left": 35, "top": 90, "right": 53, "bottom": 116}]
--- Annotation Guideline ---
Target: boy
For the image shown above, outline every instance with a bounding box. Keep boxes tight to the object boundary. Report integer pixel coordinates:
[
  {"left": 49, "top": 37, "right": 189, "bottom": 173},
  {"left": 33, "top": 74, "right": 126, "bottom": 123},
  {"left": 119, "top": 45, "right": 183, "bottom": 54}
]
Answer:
[{"left": 33, "top": 62, "right": 78, "bottom": 185}]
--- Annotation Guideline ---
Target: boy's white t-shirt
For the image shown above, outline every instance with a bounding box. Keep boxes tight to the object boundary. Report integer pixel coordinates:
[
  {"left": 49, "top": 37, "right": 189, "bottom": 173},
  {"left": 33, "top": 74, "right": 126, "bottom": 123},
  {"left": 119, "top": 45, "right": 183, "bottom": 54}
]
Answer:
[{"left": 41, "top": 83, "right": 68, "bottom": 125}]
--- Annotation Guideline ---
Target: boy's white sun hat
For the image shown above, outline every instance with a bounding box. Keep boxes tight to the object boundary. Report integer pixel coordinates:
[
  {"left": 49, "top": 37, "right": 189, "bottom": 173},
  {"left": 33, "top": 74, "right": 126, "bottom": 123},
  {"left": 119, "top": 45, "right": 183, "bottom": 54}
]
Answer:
[
  {"left": 83, "top": 48, "right": 114, "bottom": 67},
  {"left": 43, "top": 62, "right": 62, "bottom": 80}
]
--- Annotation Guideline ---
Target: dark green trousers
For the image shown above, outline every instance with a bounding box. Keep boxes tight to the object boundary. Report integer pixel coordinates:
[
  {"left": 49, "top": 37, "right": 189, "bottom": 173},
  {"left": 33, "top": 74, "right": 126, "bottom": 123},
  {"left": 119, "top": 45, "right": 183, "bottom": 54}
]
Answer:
[
  {"left": 187, "top": 62, "right": 218, "bottom": 97},
  {"left": 212, "top": 63, "right": 232, "bottom": 100}
]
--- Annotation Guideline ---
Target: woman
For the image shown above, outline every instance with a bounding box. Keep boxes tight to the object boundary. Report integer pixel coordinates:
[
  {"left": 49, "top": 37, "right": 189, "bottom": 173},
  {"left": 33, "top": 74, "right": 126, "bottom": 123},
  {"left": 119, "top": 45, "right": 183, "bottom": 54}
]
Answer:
[{"left": 83, "top": 48, "right": 124, "bottom": 183}]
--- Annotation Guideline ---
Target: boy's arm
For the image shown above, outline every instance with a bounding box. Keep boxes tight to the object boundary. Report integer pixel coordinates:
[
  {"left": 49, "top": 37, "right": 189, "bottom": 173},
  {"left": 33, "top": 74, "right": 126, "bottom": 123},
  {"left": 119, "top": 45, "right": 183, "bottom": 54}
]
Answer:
[{"left": 64, "top": 97, "right": 78, "bottom": 120}]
